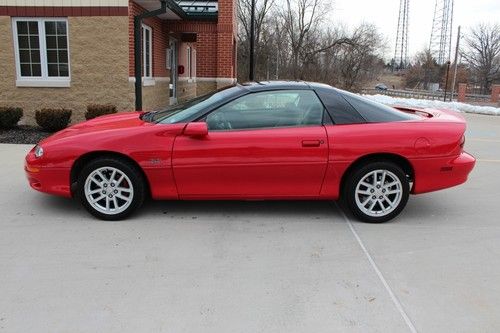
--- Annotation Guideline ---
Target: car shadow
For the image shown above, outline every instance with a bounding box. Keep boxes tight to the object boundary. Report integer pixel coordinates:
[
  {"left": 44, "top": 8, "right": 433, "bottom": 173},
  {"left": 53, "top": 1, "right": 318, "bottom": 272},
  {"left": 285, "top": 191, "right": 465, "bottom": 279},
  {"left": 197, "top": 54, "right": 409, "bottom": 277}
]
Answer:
[
  {"left": 31, "top": 195, "right": 86, "bottom": 217},
  {"left": 334, "top": 195, "right": 446, "bottom": 226},
  {"left": 32, "top": 194, "right": 444, "bottom": 225},
  {"left": 142, "top": 199, "right": 341, "bottom": 221},
  {"left": 30, "top": 195, "right": 343, "bottom": 223},
  {"left": 400, "top": 193, "right": 458, "bottom": 222}
]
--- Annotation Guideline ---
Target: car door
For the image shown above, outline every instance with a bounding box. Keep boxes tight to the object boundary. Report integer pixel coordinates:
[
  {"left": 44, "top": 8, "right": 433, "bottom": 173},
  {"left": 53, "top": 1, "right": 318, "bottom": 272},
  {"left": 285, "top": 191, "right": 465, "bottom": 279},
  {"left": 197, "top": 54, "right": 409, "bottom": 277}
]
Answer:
[{"left": 171, "top": 89, "right": 329, "bottom": 198}]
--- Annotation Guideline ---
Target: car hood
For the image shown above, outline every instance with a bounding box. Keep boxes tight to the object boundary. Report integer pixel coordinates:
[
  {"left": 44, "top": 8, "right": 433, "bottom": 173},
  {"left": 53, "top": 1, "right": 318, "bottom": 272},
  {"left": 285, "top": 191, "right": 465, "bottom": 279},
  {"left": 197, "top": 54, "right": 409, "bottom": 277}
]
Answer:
[{"left": 40, "top": 112, "right": 150, "bottom": 144}]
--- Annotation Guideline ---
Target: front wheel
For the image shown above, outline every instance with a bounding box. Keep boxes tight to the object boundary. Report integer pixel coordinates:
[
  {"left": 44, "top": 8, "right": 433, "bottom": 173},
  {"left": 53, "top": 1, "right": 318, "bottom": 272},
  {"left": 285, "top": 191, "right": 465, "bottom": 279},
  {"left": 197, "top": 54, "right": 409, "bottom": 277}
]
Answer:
[
  {"left": 77, "top": 157, "right": 146, "bottom": 220},
  {"left": 343, "top": 162, "right": 410, "bottom": 223}
]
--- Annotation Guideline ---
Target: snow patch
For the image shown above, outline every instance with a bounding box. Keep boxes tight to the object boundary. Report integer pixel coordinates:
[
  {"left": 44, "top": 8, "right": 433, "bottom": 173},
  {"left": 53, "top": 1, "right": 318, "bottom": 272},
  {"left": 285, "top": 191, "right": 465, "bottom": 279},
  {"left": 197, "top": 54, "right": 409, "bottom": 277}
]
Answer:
[{"left": 363, "top": 94, "right": 500, "bottom": 116}]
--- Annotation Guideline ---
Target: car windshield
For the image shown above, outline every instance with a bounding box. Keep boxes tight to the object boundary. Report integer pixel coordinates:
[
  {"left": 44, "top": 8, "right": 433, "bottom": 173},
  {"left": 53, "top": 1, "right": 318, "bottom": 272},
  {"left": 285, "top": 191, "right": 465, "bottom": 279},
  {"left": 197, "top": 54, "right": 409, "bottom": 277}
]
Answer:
[{"left": 143, "top": 85, "right": 241, "bottom": 124}]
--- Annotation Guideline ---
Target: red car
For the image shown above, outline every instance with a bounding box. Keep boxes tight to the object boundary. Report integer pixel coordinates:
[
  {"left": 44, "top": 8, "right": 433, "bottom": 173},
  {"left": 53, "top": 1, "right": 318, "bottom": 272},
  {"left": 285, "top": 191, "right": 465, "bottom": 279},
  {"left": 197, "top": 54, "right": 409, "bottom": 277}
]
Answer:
[{"left": 25, "top": 81, "right": 475, "bottom": 222}]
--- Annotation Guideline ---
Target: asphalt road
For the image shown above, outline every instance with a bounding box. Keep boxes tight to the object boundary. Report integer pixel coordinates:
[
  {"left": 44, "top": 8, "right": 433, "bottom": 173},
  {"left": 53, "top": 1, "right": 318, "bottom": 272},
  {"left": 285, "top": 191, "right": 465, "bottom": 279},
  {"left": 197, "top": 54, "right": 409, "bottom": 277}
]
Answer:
[{"left": 0, "top": 113, "right": 499, "bottom": 332}]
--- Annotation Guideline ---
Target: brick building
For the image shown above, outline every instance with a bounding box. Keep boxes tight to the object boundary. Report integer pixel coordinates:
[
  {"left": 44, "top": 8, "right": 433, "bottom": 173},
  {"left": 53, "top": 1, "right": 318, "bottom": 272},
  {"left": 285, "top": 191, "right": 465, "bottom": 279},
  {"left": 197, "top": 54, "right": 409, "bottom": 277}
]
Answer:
[{"left": 0, "top": 0, "right": 237, "bottom": 124}]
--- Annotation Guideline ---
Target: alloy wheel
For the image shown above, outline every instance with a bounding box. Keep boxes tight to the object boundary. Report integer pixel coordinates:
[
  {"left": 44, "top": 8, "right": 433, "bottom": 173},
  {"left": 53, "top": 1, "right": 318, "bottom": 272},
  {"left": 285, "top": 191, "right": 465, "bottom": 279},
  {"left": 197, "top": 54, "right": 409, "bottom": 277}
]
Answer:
[
  {"left": 354, "top": 169, "right": 403, "bottom": 217},
  {"left": 84, "top": 166, "right": 134, "bottom": 215}
]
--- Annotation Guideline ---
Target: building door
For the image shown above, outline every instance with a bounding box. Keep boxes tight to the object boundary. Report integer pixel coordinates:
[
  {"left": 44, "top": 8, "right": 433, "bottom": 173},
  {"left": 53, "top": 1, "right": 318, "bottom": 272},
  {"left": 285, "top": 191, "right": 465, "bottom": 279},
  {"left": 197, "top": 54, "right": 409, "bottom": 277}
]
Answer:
[{"left": 169, "top": 39, "right": 178, "bottom": 105}]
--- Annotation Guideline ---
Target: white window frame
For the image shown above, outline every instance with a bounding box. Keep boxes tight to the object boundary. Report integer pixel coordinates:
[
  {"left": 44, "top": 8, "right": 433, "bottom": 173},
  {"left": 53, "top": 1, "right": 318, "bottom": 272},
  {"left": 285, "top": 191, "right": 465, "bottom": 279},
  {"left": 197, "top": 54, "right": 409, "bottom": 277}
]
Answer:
[
  {"left": 12, "top": 17, "right": 71, "bottom": 88},
  {"left": 142, "top": 24, "right": 153, "bottom": 80}
]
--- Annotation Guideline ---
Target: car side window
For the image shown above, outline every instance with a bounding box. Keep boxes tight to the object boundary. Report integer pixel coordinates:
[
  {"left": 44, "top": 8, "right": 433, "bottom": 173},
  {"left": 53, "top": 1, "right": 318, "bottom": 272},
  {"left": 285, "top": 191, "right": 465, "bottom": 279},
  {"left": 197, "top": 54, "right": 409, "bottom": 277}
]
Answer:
[{"left": 206, "top": 90, "right": 324, "bottom": 131}]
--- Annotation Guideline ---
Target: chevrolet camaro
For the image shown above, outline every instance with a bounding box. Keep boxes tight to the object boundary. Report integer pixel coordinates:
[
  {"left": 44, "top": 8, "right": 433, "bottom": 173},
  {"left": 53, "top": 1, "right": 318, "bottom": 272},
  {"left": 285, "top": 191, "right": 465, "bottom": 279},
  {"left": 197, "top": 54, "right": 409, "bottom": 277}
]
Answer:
[{"left": 25, "top": 81, "right": 475, "bottom": 222}]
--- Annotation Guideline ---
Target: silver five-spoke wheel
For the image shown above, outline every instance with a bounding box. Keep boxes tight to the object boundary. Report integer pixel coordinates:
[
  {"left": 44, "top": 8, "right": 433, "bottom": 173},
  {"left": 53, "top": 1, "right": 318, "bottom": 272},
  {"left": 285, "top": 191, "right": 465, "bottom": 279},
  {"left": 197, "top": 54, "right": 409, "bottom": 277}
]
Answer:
[
  {"left": 84, "top": 166, "right": 134, "bottom": 215},
  {"left": 354, "top": 169, "right": 402, "bottom": 217}
]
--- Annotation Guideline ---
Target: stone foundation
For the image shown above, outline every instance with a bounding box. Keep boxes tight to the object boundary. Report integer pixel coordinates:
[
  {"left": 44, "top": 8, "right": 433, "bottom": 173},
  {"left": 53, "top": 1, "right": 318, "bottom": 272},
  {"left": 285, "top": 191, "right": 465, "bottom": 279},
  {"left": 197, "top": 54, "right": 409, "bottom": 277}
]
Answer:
[
  {"left": 196, "top": 80, "right": 218, "bottom": 96},
  {"left": 177, "top": 79, "right": 197, "bottom": 103},
  {"left": 140, "top": 79, "right": 170, "bottom": 111}
]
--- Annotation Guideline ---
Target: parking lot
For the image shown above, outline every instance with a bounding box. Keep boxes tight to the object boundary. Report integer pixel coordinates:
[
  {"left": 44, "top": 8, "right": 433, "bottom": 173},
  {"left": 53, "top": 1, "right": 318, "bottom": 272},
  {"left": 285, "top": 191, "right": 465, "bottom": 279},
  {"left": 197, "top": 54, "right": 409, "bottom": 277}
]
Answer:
[{"left": 0, "top": 113, "right": 499, "bottom": 332}]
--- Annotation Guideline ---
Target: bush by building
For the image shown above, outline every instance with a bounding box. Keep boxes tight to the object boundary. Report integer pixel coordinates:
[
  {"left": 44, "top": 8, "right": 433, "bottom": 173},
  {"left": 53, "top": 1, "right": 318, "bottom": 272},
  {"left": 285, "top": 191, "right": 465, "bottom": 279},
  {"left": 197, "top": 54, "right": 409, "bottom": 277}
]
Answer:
[
  {"left": 0, "top": 107, "right": 23, "bottom": 129},
  {"left": 35, "top": 108, "right": 72, "bottom": 132},
  {"left": 85, "top": 104, "right": 117, "bottom": 120}
]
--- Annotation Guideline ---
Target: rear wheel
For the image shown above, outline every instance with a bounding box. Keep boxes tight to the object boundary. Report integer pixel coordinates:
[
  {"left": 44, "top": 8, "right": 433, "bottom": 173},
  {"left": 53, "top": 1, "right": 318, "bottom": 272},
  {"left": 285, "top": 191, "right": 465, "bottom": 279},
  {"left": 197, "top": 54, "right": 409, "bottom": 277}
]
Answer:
[
  {"left": 343, "top": 161, "right": 409, "bottom": 223},
  {"left": 77, "top": 157, "right": 145, "bottom": 221}
]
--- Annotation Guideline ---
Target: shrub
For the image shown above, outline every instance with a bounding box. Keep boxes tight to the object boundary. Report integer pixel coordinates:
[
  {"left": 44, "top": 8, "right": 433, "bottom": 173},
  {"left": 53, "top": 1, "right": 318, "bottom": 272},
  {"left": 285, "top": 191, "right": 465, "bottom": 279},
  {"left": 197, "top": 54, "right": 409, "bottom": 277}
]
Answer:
[
  {"left": 35, "top": 108, "right": 72, "bottom": 132},
  {"left": 0, "top": 107, "right": 23, "bottom": 129},
  {"left": 85, "top": 104, "right": 117, "bottom": 120}
]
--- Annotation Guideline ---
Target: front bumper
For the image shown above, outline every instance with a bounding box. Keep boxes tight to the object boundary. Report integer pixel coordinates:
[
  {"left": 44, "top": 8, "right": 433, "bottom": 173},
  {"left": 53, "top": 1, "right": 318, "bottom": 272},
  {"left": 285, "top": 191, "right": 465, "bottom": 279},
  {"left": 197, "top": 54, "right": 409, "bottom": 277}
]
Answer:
[
  {"left": 412, "top": 151, "right": 476, "bottom": 194},
  {"left": 25, "top": 149, "right": 71, "bottom": 198}
]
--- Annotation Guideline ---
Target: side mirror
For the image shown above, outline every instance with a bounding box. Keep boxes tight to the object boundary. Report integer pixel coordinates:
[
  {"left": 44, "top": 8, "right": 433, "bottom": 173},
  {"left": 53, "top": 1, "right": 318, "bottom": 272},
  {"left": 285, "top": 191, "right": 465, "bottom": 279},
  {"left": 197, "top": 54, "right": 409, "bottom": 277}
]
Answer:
[{"left": 183, "top": 122, "right": 208, "bottom": 137}]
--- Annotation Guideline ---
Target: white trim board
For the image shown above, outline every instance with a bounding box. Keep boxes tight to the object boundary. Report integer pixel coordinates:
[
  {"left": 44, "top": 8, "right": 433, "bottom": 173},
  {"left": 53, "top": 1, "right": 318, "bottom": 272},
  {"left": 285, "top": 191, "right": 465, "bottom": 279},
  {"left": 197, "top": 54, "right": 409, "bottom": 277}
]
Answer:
[
  {"left": 128, "top": 77, "right": 170, "bottom": 84},
  {"left": 196, "top": 77, "right": 236, "bottom": 83},
  {"left": 16, "top": 79, "right": 70, "bottom": 87},
  {"left": 178, "top": 77, "right": 196, "bottom": 82}
]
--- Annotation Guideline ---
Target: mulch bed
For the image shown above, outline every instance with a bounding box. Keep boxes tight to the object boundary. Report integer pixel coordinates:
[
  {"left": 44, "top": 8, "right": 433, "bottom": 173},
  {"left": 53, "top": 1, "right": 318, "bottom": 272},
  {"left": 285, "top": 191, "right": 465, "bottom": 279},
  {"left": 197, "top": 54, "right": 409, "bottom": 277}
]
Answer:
[{"left": 0, "top": 126, "right": 52, "bottom": 144}]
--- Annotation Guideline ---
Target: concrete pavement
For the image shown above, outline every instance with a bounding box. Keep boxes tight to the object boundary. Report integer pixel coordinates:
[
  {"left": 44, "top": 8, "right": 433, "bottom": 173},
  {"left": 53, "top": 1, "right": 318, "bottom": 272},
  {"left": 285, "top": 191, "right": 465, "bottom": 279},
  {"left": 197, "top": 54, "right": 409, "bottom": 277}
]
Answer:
[{"left": 0, "top": 113, "right": 499, "bottom": 332}]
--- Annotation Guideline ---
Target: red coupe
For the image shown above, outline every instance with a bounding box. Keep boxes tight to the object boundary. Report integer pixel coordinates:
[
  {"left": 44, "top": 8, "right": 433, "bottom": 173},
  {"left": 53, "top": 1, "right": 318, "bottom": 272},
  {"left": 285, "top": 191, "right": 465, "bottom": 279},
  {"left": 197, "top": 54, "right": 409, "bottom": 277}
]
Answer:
[{"left": 25, "top": 82, "right": 475, "bottom": 222}]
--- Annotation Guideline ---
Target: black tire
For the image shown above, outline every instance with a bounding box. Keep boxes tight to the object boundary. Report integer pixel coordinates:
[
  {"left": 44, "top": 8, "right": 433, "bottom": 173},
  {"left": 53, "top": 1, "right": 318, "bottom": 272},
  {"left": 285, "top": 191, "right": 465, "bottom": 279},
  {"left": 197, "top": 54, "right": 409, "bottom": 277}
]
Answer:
[
  {"left": 77, "top": 157, "right": 146, "bottom": 221},
  {"left": 343, "top": 161, "right": 409, "bottom": 223}
]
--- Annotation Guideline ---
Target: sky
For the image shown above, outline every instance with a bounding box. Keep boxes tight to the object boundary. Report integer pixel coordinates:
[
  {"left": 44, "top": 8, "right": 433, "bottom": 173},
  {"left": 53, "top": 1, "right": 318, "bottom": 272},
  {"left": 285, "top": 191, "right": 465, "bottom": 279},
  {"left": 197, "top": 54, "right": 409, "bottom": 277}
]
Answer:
[{"left": 331, "top": 0, "right": 500, "bottom": 60}]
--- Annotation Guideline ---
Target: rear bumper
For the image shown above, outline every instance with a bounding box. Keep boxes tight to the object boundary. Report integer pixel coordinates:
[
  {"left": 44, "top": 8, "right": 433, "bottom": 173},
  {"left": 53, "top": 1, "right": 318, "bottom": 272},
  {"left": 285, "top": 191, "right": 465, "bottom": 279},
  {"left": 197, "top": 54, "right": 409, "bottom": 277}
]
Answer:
[{"left": 412, "top": 151, "right": 476, "bottom": 194}]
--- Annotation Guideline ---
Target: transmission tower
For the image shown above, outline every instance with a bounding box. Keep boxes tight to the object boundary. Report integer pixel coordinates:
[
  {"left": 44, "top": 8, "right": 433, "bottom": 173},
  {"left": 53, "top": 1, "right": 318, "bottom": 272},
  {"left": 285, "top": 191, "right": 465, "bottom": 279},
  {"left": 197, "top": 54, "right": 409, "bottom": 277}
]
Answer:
[
  {"left": 429, "top": 0, "right": 454, "bottom": 64},
  {"left": 393, "top": 0, "right": 410, "bottom": 71}
]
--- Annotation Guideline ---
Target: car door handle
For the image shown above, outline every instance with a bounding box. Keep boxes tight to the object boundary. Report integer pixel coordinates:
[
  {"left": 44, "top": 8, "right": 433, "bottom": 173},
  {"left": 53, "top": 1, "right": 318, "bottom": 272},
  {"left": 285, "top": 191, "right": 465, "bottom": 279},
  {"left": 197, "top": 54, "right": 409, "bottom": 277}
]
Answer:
[{"left": 302, "top": 140, "right": 322, "bottom": 147}]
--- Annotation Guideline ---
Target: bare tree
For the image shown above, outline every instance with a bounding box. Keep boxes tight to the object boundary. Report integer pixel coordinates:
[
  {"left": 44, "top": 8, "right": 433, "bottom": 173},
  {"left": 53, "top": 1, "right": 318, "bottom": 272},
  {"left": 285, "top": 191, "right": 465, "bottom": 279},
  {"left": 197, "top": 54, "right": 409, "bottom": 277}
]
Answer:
[
  {"left": 279, "top": 0, "right": 354, "bottom": 79},
  {"left": 238, "top": 0, "right": 275, "bottom": 47},
  {"left": 236, "top": 0, "right": 385, "bottom": 89},
  {"left": 237, "top": 0, "right": 276, "bottom": 81},
  {"left": 335, "top": 24, "right": 384, "bottom": 90},
  {"left": 405, "top": 49, "right": 441, "bottom": 89},
  {"left": 462, "top": 23, "right": 500, "bottom": 94},
  {"left": 280, "top": 0, "right": 322, "bottom": 78}
]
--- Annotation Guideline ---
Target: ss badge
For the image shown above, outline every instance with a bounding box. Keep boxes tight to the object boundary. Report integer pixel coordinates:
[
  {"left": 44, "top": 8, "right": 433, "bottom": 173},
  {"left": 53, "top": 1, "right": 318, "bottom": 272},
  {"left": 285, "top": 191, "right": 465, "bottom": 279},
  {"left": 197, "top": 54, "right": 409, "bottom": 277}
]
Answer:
[{"left": 149, "top": 158, "right": 162, "bottom": 165}]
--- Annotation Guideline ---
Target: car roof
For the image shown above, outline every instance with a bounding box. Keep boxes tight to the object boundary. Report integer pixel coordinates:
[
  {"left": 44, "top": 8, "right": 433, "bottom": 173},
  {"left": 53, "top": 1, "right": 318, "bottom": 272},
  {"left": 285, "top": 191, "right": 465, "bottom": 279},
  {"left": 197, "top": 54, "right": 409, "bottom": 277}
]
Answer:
[{"left": 238, "top": 81, "right": 332, "bottom": 92}]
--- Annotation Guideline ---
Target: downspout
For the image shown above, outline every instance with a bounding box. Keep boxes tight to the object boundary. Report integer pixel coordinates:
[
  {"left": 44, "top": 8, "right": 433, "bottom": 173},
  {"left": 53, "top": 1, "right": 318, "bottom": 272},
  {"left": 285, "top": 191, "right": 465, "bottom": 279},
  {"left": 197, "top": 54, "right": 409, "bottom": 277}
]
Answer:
[{"left": 133, "top": 0, "right": 168, "bottom": 111}]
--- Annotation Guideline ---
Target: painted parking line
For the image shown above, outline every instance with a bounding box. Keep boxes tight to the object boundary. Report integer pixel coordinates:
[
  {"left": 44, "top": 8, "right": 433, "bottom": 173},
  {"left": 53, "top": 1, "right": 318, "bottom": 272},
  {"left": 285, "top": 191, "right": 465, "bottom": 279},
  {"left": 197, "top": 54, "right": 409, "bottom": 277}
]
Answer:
[{"left": 334, "top": 202, "right": 418, "bottom": 333}]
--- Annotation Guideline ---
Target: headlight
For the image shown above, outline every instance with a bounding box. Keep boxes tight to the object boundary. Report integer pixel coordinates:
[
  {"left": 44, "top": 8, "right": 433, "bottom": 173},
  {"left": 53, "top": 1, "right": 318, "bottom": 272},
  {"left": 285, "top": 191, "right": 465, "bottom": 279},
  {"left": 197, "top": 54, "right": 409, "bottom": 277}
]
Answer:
[{"left": 34, "top": 145, "right": 44, "bottom": 158}]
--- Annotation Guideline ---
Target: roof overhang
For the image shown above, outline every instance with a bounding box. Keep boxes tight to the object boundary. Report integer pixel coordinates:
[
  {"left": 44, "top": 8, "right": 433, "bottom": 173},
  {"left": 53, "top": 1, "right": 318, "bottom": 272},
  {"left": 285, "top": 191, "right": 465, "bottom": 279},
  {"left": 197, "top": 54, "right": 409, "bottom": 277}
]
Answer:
[
  {"left": 134, "top": 0, "right": 218, "bottom": 21},
  {"left": 134, "top": 0, "right": 184, "bottom": 20}
]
